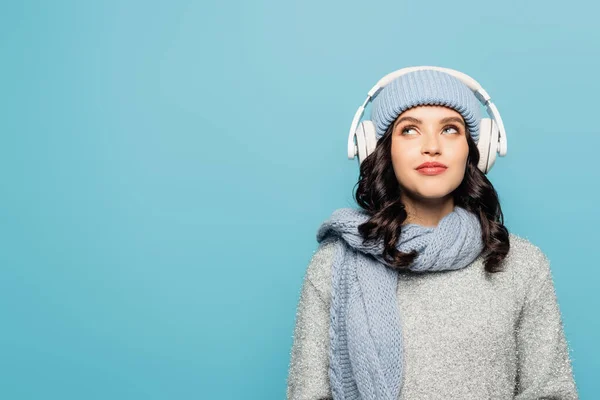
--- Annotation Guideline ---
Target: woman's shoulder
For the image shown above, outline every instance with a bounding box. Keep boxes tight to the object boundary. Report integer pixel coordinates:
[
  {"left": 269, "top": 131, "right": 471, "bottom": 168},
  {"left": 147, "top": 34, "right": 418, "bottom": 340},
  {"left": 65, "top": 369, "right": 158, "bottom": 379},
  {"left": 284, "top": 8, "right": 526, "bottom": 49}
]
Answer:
[
  {"left": 504, "top": 232, "right": 554, "bottom": 295},
  {"left": 505, "top": 232, "right": 551, "bottom": 269},
  {"left": 304, "top": 237, "right": 341, "bottom": 306}
]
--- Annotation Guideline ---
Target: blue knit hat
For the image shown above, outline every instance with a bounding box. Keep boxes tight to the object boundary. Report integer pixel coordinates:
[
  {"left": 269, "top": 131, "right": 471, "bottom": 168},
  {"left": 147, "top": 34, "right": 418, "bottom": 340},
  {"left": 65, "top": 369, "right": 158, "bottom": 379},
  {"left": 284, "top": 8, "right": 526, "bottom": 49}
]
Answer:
[{"left": 370, "top": 69, "right": 482, "bottom": 144}]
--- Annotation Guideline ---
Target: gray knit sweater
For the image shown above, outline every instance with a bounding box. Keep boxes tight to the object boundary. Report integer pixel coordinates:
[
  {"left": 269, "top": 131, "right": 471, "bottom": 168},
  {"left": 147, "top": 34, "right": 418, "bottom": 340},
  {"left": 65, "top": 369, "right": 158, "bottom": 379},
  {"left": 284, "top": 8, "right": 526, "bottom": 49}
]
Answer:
[{"left": 286, "top": 233, "right": 578, "bottom": 399}]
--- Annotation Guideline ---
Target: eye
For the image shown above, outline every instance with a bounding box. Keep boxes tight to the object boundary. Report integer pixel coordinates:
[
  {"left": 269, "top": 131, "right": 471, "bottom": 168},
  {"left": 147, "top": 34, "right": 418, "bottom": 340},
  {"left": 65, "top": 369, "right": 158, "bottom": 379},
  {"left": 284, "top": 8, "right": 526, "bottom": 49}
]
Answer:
[
  {"left": 400, "top": 126, "right": 417, "bottom": 135},
  {"left": 442, "top": 125, "right": 460, "bottom": 135}
]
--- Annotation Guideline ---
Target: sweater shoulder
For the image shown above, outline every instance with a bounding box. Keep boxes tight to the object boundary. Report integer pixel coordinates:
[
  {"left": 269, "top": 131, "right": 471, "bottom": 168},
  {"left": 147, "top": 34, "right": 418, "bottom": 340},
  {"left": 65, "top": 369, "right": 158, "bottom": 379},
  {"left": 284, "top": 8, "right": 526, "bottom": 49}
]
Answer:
[
  {"left": 505, "top": 232, "right": 550, "bottom": 270},
  {"left": 304, "top": 238, "right": 339, "bottom": 306},
  {"left": 504, "top": 232, "right": 552, "bottom": 295}
]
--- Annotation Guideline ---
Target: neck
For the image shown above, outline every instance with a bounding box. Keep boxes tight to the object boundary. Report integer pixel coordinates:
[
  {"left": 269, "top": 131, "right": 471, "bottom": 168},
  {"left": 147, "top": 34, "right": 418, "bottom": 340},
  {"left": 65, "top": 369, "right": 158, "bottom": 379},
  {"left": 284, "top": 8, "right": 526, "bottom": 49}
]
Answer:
[{"left": 400, "top": 193, "right": 455, "bottom": 227}]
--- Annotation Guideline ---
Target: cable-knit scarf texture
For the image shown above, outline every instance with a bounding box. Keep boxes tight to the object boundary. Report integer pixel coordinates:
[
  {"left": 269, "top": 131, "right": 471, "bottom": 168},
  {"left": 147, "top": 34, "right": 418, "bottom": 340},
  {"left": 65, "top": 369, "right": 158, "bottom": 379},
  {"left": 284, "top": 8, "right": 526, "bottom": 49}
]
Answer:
[{"left": 316, "top": 206, "right": 484, "bottom": 400}]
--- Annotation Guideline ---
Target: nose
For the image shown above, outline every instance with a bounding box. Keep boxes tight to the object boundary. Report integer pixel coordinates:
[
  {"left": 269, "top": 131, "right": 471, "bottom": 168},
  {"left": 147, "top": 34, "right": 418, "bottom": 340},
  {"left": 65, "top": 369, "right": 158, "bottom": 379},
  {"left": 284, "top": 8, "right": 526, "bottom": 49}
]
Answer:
[{"left": 421, "top": 131, "right": 441, "bottom": 156}]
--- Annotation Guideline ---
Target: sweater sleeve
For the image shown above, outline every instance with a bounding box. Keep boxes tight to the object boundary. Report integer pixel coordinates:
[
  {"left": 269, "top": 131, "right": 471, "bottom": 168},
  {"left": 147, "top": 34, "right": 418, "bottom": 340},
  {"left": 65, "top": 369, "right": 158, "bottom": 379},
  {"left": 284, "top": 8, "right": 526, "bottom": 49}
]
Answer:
[
  {"left": 286, "top": 243, "right": 335, "bottom": 400},
  {"left": 514, "top": 249, "right": 579, "bottom": 399}
]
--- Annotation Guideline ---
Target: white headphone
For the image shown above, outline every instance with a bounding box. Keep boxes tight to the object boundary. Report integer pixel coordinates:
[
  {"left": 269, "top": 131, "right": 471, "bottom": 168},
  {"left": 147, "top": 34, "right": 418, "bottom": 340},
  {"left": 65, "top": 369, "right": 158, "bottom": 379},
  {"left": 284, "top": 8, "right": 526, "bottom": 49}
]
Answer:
[{"left": 347, "top": 66, "right": 508, "bottom": 174}]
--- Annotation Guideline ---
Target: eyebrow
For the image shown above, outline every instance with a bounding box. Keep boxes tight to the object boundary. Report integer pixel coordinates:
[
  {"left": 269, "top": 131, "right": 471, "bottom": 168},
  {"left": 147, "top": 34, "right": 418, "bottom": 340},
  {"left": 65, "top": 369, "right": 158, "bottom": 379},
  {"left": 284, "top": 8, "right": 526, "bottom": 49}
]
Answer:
[{"left": 393, "top": 116, "right": 466, "bottom": 129}]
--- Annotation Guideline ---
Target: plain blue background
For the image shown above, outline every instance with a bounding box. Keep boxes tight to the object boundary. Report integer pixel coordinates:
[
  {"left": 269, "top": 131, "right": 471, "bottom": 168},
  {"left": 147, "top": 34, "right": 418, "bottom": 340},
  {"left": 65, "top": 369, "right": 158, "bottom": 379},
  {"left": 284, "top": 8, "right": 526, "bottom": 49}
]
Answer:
[{"left": 1, "top": 0, "right": 597, "bottom": 398}]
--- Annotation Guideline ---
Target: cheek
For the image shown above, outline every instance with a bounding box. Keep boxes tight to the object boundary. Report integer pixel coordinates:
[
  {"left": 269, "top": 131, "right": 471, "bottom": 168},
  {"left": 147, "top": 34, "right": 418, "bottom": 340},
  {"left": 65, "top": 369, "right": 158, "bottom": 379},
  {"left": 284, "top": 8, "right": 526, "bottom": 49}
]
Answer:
[
  {"left": 460, "top": 150, "right": 470, "bottom": 170},
  {"left": 447, "top": 141, "right": 469, "bottom": 165},
  {"left": 450, "top": 148, "right": 470, "bottom": 182},
  {"left": 390, "top": 143, "right": 412, "bottom": 171},
  {"left": 390, "top": 146, "right": 419, "bottom": 186}
]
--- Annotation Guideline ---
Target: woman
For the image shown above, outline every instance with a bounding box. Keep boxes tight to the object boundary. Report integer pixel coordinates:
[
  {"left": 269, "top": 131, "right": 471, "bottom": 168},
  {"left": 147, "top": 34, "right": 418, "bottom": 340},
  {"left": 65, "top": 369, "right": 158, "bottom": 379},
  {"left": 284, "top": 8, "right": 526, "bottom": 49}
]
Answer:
[{"left": 286, "top": 68, "right": 578, "bottom": 399}]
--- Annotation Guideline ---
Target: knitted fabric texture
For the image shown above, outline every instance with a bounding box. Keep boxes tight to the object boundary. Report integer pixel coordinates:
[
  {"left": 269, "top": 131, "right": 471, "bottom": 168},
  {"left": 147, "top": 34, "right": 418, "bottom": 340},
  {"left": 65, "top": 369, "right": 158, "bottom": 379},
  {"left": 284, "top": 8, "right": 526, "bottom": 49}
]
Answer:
[
  {"left": 370, "top": 69, "right": 483, "bottom": 143},
  {"left": 316, "top": 206, "right": 484, "bottom": 400}
]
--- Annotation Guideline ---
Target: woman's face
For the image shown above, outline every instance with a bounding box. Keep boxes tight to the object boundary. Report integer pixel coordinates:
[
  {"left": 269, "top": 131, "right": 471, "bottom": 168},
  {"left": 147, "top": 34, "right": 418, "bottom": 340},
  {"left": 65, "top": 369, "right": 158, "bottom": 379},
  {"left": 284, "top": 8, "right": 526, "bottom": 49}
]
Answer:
[{"left": 390, "top": 105, "right": 469, "bottom": 202}]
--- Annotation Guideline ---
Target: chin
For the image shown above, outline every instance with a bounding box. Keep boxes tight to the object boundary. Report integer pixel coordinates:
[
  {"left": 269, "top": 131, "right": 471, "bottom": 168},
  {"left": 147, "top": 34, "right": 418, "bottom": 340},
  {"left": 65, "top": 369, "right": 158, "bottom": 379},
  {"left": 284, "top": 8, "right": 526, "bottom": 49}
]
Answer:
[
  {"left": 407, "top": 185, "right": 457, "bottom": 201},
  {"left": 416, "top": 192, "right": 453, "bottom": 201}
]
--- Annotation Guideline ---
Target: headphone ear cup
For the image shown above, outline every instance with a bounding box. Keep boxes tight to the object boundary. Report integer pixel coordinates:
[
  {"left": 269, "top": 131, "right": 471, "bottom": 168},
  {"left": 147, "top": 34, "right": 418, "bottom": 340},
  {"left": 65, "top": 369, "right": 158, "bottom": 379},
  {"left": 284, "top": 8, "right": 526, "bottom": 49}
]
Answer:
[
  {"left": 363, "top": 121, "right": 378, "bottom": 159},
  {"left": 486, "top": 118, "right": 500, "bottom": 173},
  {"left": 476, "top": 118, "right": 492, "bottom": 174},
  {"left": 355, "top": 121, "right": 378, "bottom": 165}
]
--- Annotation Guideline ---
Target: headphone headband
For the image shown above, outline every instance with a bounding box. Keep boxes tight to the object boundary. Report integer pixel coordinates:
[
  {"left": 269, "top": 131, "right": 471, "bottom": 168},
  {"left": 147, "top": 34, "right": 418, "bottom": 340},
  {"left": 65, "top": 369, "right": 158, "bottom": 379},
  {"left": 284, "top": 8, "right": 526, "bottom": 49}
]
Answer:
[{"left": 347, "top": 66, "right": 507, "bottom": 160}]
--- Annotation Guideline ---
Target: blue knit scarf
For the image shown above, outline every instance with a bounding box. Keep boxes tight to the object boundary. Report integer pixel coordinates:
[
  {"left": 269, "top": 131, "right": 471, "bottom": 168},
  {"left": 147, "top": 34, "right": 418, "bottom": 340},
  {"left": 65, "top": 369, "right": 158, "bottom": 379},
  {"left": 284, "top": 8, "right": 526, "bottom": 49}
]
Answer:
[{"left": 316, "top": 206, "right": 484, "bottom": 400}]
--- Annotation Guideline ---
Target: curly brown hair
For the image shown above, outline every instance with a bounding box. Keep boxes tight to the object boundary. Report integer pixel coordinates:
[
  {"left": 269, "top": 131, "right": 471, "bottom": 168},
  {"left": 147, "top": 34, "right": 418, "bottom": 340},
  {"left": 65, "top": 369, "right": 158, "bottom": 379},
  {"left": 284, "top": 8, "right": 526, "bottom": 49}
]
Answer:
[{"left": 353, "top": 120, "right": 510, "bottom": 273}]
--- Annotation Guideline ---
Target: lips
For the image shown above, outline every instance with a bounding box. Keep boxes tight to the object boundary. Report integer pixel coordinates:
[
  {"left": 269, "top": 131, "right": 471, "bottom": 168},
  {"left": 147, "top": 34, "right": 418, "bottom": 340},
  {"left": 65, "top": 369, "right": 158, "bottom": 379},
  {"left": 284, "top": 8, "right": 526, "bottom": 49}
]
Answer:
[
  {"left": 416, "top": 161, "right": 447, "bottom": 176},
  {"left": 416, "top": 161, "right": 447, "bottom": 170}
]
